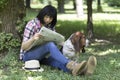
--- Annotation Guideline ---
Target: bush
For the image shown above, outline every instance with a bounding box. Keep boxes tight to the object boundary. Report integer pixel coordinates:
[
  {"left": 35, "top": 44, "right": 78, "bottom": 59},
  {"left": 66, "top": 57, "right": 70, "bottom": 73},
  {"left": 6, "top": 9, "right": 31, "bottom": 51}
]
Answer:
[
  {"left": 16, "top": 19, "right": 28, "bottom": 41},
  {"left": 0, "top": 32, "right": 21, "bottom": 53},
  {"left": 0, "top": 0, "right": 8, "bottom": 10},
  {"left": 105, "top": 0, "right": 120, "bottom": 7}
]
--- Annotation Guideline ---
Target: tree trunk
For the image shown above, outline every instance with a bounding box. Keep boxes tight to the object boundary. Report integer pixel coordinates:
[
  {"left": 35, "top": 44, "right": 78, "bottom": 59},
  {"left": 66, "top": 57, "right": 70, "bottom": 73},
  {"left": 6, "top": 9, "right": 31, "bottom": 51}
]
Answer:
[
  {"left": 26, "top": 0, "right": 31, "bottom": 8},
  {"left": 87, "top": 0, "right": 94, "bottom": 40},
  {"left": 76, "top": 0, "right": 84, "bottom": 18},
  {"left": 73, "top": 0, "right": 76, "bottom": 10},
  {"left": 97, "top": 0, "right": 102, "bottom": 12},
  {"left": 0, "top": 0, "right": 25, "bottom": 38},
  {"left": 57, "top": 0, "right": 65, "bottom": 13}
]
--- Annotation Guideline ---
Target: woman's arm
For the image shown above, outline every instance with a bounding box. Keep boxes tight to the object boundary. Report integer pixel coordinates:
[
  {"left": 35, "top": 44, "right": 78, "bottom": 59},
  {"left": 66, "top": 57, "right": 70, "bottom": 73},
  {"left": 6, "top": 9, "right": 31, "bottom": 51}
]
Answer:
[
  {"left": 21, "top": 37, "right": 34, "bottom": 51},
  {"left": 21, "top": 33, "right": 42, "bottom": 51}
]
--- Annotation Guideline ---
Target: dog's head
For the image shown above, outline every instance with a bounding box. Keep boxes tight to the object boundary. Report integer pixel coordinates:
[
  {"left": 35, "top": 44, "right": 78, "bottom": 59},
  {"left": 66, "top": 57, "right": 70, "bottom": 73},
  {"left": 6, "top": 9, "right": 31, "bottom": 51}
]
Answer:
[{"left": 70, "top": 31, "right": 86, "bottom": 53}]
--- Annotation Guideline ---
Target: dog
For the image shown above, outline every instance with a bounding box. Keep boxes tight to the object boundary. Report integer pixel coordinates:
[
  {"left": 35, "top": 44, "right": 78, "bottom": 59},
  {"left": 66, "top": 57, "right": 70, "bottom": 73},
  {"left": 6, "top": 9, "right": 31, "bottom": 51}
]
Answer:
[{"left": 62, "top": 31, "right": 86, "bottom": 59}]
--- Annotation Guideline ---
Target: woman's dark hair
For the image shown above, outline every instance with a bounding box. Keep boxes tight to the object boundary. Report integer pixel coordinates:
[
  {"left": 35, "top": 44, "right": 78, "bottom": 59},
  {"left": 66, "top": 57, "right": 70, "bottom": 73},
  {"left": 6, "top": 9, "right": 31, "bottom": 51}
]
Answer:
[{"left": 37, "top": 5, "right": 57, "bottom": 29}]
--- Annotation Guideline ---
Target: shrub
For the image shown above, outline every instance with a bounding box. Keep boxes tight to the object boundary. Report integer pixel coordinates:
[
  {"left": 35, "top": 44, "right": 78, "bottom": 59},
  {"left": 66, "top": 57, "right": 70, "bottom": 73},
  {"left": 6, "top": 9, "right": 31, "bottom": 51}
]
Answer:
[
  {"left": 0, "top": 0, "right": 8, "bottom": 10},
  {"left": 0, "top": 32, "right": 21, "bottom": 53},
  {"left": 105, "top": 0, "right": 120, "bottom": 7},
  {"left": 16, "top": 19, "right": 28, "bottom": 41}
]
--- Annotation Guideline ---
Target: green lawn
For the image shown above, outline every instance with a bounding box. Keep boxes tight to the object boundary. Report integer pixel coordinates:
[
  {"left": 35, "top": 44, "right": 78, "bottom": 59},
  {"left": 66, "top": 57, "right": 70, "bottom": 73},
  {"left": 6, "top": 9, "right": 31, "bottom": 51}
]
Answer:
[
  {"left": 0, "top": 2, "right": 120, "bottom": 80},
  {"left": 0, "top": 41, "right": 120, "bottom": 80}
]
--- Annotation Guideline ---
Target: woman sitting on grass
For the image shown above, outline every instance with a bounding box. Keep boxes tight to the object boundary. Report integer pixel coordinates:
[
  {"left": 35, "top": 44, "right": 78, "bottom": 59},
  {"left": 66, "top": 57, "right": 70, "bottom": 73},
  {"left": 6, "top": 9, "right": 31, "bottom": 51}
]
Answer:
[{"left": 20, "top": 5, "right": 97, "bottom": 76}]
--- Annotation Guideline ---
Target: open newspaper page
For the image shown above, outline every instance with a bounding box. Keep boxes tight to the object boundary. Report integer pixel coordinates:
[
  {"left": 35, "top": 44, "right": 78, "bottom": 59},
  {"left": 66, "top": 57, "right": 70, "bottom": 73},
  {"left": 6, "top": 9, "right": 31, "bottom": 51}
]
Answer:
[{"left": 27, "top": 27, "right": 65, "bottom": 50}]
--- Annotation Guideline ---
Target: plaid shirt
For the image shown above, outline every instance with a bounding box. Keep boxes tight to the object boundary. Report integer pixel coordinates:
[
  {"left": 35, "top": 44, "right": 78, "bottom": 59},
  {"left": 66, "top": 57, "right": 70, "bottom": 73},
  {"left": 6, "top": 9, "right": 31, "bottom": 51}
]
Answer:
[{"left": 20, "top": 18, "right": 41, "bottom": 60}]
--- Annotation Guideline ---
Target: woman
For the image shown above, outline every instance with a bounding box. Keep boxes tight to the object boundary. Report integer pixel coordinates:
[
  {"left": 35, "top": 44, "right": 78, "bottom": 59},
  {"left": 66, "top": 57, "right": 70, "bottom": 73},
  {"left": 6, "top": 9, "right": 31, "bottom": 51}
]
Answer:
[{"left": 20, "top": 5, "right": 97, "bottom": 76}]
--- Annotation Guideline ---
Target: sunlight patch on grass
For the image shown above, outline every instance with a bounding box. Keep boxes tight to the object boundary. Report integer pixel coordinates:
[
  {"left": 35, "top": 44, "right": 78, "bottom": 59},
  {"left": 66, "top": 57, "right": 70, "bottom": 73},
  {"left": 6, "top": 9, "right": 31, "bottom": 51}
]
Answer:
[
  {"left": 56, "top": 23, "right": 61, "bottom": 27},
  {"left": 110, "top": 59, "right": 120, "bottom": 69},
  {"left": 93, "top": 13, "right": 120, "bottom": 20},
  {"left": 58, "top": 13, "right": 87, "bottom": 21},
  {"left": 110, "top": 59, "right": 117, "bottom": 65},
  {"left": 27, "top": 76, "right": 43, "bottom": 80},
  {"left": 0, "top": 75, "right": 8, "bottom": 80},
  {"left": 57, "top": 13, "right": 120, "bottom": 21},
  {"left": 0, "top": 70, "right": 2, "bottom": 75},
  {"left": 96, "top": 49, "right": 119, "bottom": 56},
  {"left": 87, "top": 43, "right": 120, "bottom": 56},
  {"left": 116, "top": 27, "right": 120, "bottom": 32},
  {"left": 116, "top": 63, "right": 120, "bottom": 68}
]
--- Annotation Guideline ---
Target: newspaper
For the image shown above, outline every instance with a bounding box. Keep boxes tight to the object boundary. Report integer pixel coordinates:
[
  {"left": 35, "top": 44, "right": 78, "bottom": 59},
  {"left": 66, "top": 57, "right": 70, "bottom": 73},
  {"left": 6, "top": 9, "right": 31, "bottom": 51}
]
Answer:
[{"left": 28, "top": 27, "right": 65, "bottom": 50}]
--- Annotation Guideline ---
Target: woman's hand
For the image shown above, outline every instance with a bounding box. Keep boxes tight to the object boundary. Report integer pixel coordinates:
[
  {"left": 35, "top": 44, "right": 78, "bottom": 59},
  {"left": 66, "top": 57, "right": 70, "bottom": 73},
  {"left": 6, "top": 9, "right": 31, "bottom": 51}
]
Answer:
[
  {"left": 21, "top": 33, "right": 43, "bottom": 51},
  {"left": 33, "top": 33, "right": 43, "bottom": 40}
]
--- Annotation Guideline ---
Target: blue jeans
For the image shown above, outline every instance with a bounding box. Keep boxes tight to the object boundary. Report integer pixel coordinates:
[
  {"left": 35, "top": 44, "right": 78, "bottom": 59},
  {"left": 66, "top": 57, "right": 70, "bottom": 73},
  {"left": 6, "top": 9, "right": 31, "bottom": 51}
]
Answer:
[{"left": 23, "top": 42, "right": 70, "bottom": 72}]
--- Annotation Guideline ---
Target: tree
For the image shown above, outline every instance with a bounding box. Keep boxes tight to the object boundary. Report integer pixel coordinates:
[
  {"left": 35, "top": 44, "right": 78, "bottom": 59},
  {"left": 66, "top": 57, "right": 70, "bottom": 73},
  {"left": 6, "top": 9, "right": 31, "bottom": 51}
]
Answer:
[
  {"left": 57, "top": 0, "right": 65, "bottom": 13},
  {"left": 76, "top": 0, "right": 84, "bottom": 18},
  {"left": 97, "top": 0, "right": 102, "bottom": 12},
  {"left": 0, "top": 0, "right": 25, "bottom": 38},
  {"left": 26, "top": 0, "right": 31, "bottom": 8},
  {"left": 87, "top": 0, "right": 94, "bottom": 41},
  {"left": 73, "top": 0, "right": 76, "bottom": 10}
]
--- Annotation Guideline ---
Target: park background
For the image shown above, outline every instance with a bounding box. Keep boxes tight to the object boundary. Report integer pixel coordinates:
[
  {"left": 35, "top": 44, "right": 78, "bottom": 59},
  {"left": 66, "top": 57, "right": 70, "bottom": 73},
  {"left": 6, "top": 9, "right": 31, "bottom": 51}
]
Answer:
[{"left": 0, "top": 0, "right": 120, "bottom": 80}]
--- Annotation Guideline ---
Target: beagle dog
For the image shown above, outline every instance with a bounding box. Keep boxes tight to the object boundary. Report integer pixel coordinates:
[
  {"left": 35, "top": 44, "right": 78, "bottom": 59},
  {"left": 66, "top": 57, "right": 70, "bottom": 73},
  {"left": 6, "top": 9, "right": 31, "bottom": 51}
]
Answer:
[{"left": 62, "top": 31, "right": 86, "bottom": 59}]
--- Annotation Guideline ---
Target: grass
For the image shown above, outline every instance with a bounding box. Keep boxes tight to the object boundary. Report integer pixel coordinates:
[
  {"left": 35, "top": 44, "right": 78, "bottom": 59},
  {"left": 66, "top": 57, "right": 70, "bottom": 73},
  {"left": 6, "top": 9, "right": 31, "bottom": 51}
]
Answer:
[
  {"left": 0, "top": 43, "right": 120, "bottom": 80},
  {"left": 0, "top": 2, "right": 120, "bottom": 80}
]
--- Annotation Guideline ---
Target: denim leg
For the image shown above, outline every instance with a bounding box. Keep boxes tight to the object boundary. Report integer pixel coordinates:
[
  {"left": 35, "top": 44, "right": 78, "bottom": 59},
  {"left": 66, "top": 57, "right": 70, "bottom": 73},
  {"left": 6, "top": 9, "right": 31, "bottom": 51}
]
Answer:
[
  {"left": 23, "top": 42, "right": 70, "bottom": 68},
  {"left": 41, "top": 56, "right": 70, "bottom": 72},
  {"left": 45, "top": 42, "right": 70, "bottom": 65}
]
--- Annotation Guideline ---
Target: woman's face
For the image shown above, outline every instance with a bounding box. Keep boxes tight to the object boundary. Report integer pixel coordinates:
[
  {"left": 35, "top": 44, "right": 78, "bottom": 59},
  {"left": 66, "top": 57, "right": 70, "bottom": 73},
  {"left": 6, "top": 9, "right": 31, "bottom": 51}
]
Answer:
[{"left": 44, "top": 15, "right": 53, "bottom": 25}]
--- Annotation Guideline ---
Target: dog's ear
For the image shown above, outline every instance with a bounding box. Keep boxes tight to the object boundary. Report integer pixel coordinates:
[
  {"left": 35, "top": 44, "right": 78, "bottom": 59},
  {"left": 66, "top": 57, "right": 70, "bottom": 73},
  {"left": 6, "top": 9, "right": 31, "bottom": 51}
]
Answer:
[
  {"left": 79, "top": 32, "right": 86, "bottom": 53},
  {"left": 70, "top": 33, "right": 75, "bottom": 43},
  {"left": 70, "top": 31, "right": 86, "bottom": 53},
  {"left": 70, "top": 32, "right": 81, "bottom": 53},
  {"left": 82, "top": 47, "right": 85, "bottom": 53}
]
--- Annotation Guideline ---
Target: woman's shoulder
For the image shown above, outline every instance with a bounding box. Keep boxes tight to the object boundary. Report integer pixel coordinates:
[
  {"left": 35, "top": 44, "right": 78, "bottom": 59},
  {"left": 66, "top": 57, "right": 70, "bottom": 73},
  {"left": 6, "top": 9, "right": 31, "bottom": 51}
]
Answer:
[
  {"left": 27, "top": 18, "right": 36, "bottom": 23},
  {"left": 26, "top": 18, "right": 38, "bottom": 26}
]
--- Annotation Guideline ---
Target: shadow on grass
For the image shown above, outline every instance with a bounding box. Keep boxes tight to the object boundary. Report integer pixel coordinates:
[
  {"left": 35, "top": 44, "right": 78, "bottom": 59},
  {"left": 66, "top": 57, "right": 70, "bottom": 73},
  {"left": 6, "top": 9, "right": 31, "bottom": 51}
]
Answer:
[{"left": 56, "top": 20, "right": 120, "bottom": 44}]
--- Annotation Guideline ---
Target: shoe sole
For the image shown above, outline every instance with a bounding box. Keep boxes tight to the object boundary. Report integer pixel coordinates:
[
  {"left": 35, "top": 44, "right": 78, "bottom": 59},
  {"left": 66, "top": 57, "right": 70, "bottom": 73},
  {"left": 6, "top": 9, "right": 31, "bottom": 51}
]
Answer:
[{"left": 85, "top": 56, "right": 97, "bottom": 75}]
